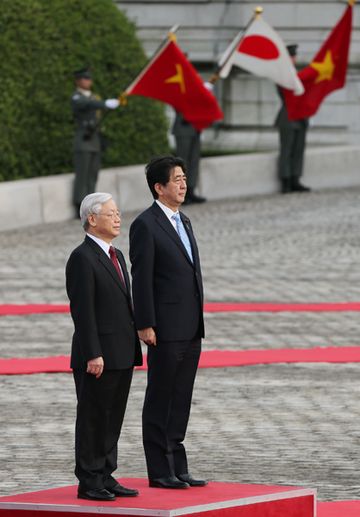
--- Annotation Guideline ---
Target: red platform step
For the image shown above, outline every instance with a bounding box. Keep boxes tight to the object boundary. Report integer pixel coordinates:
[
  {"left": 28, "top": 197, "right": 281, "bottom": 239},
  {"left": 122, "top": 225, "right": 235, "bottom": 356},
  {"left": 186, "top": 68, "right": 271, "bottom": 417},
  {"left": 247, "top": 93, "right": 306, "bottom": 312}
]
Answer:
[{"left": 0, "top": 478, "right": 316, "bottom": 517}]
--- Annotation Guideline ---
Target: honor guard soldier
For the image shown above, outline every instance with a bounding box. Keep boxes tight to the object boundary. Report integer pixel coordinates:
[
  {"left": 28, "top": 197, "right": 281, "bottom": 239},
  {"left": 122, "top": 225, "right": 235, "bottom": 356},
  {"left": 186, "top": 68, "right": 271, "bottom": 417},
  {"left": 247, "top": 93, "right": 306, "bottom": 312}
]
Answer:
[
  {"left": 275, "top": 45, "right": 311, "bottom": 194},
  {"left": 172, "top": 112, "right": 206, "bottom": 205},
  {"left": 71, "top": 68, "right": 120, "bottom": 216}
]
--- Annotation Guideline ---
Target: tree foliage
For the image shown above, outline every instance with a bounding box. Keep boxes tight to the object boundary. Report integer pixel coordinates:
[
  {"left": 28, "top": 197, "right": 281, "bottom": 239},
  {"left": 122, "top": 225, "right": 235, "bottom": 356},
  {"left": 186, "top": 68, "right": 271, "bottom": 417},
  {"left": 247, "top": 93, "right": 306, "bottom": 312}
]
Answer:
[{"left": 0, "top": 0, "right": 169, "bottom": 181}]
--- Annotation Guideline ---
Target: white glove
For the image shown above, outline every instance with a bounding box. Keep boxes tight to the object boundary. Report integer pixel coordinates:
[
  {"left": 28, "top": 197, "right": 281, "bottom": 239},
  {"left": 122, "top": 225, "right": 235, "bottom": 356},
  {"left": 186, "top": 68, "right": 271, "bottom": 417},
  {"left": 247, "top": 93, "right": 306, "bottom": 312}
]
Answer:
[
  {"left": 105, "top": 98, "right": 120, "bottom": 109},
  {"left": 204, "top": 81, "right": 214, "bottom": 91}
]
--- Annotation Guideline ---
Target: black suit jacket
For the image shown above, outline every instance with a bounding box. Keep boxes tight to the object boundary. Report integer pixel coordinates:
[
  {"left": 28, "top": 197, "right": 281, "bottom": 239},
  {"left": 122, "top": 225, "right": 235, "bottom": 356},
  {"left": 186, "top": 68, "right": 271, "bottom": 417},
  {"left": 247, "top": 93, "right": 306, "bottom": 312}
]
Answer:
[
  {"left": 129, "top": 202, "right": 204, "bottom": 342},
  {"left": 66, "top": 236, "right": 142, "bottom": 370}
]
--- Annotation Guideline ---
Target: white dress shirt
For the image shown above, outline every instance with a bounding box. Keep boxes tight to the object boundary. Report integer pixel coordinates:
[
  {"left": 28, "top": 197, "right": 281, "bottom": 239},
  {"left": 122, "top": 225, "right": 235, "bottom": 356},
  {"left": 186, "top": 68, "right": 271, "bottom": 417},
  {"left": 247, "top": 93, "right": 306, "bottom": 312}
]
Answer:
[
  {"left": 87, "top": 233, "right": 125, "bottom": 277},
  {"left": 87, "top": 233, "right": 112, "bottom": 257},
  {"left": 156, "top": 200, "right": 178, "bottom": 231}
]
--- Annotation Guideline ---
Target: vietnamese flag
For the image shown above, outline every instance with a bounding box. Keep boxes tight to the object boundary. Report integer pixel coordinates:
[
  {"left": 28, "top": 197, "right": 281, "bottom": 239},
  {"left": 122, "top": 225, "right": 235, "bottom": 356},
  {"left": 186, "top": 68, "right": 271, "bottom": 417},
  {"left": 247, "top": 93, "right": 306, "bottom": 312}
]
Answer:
[
  {"left": 125, "top": 39, "right": 223, "bottom": 131},
  {"left": 284, "top": 2, "right": 354, "bottom": 121}
]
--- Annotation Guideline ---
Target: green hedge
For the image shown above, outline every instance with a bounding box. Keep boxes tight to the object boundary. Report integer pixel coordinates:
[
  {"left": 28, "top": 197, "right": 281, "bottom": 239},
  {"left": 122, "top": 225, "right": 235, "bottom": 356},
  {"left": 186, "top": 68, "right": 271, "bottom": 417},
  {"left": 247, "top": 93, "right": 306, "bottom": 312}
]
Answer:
[{"left": 0, "top": 0, "right": 169, "bottom": 181}]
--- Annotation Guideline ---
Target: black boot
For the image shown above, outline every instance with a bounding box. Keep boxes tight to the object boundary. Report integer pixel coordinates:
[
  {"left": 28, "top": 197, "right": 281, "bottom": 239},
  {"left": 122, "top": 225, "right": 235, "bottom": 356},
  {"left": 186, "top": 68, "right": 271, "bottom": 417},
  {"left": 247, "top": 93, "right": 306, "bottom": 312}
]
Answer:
[
  {"left": 184, "top": 188, "right": 206, "bottom": 205},
  {"left": 280, "top": 178, "right": 292, "bottom": 194},
  {"left": 291, "top": 178, "right": 311, "bottom": 192}
]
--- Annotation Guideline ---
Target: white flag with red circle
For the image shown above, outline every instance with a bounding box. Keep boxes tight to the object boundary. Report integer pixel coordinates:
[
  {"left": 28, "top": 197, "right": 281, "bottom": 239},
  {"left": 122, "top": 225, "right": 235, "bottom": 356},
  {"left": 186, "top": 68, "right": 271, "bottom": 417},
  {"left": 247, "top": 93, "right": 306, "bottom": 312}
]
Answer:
[{"left": 218, "top": 16, "right": 304, "bottom": 95}]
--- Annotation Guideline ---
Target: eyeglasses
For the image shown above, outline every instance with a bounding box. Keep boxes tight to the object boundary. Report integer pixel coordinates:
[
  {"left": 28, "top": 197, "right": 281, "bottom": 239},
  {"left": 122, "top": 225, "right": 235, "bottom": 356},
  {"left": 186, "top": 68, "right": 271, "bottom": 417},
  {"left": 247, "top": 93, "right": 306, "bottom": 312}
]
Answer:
[{"left": 97, "top": 211, "right": 121, "bottom": 220}]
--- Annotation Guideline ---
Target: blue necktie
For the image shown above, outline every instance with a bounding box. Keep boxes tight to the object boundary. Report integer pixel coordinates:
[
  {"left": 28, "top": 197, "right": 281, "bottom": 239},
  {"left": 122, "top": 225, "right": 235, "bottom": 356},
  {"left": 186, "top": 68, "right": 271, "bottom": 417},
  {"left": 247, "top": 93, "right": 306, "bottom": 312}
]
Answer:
[{"left": 172, "top": 213, "right": 193, "bottom": 263}]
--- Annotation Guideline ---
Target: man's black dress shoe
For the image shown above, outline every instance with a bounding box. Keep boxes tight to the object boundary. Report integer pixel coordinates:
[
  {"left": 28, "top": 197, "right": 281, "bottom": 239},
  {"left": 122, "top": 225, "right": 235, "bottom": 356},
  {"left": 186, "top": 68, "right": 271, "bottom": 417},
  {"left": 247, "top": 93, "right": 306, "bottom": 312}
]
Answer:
[
  {"left": 177, "top": 473, "right": 208, "bottom": 487},
  {"left": 77, "top": 488, "right": 115, "bottom": 501},
  {"left": 108, "top": 483, "right": 139, "bottom": 497},
  {"left": 149, "top": 476, "right": 190, "bottom": 489}
]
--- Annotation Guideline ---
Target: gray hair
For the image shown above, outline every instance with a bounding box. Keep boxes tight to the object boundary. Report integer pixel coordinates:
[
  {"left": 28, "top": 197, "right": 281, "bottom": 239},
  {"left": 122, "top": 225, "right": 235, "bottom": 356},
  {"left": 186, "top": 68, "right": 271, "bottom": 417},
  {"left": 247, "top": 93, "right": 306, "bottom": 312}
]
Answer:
[{"left": 80, "top": 192, "right": 113, "bottom": 230}]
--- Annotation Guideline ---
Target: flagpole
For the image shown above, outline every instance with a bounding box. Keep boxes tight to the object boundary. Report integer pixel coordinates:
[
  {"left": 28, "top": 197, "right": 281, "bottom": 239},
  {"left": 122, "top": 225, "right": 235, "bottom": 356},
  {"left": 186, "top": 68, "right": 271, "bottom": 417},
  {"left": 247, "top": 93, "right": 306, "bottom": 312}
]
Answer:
[
  {"left": 152, "top": 24, "right": 180, "bottom": 56},
  {"left": 119, "top": 25, "right": 180, "bottom": 104},
  {"left": 209, "top": 6, "right": 263, "bottom": 84}
]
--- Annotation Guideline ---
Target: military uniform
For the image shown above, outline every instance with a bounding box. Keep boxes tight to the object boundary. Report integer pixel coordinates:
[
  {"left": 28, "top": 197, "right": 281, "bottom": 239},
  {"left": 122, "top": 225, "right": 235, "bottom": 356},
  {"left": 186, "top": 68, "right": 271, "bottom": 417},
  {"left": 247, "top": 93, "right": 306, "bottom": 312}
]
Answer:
[
  {"left": 274, "top": 88, "right": 309, "bottom": 193},
  {"left": 274, "top": 44, "right": 310, "bottom": 194},
  {"left": 172, "top": 112, "right": 205, "bottom": 204},
  {"left": 71, "top": 89, "right": 107, "bottom": 208}
]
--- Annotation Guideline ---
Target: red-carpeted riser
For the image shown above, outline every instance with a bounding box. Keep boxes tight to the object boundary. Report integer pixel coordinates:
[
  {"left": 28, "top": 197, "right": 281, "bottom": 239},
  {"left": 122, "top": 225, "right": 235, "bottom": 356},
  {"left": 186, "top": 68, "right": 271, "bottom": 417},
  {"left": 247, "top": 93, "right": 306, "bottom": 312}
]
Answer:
[
  {"left": 3, "top": 302, "right": 360, "bottom": 316},
  {"left": 0, "top": 478, "right": 316, "bottom": 517},
  {"left": 2, "top": 347, "right": 360, "bottom": 375}
]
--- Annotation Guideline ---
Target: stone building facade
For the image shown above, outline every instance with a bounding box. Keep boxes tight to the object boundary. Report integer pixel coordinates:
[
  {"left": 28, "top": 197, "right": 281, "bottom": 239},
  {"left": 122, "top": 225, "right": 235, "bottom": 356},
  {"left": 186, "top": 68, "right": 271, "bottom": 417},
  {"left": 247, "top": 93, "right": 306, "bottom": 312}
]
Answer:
[{"left": 116, "top": 1, "right": 360, "bottom": 152}]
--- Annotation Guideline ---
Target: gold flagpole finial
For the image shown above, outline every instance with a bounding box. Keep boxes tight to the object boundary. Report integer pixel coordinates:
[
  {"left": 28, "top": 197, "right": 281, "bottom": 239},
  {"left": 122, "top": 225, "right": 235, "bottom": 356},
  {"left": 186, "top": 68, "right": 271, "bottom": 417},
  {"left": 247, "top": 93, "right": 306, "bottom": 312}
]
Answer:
[
  {"left": 348, "top": 0, "right": 356, "bottom": 6},
  {"left": 208, "top": 72, "right": 220, "bottom": 85},
  {"left": 254, "top": 6, "right": 263, "bottom": 18},
  {"left": 167, "top": 24, "right": 179, "bottom": 42},
  {"left": 119, "top": 92, "right": 128, "bottom": 106}
]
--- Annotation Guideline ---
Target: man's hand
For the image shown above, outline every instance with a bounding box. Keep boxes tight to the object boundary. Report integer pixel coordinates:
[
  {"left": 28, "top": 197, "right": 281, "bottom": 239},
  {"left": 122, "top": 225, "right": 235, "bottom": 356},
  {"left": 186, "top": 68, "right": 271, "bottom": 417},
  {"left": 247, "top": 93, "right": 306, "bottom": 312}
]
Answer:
[
  {"left": 87, "top": 356, "right": 104, "bottom": 378},
  {"left": 138, "top": 328, "right": 157, "bottom": 346}
]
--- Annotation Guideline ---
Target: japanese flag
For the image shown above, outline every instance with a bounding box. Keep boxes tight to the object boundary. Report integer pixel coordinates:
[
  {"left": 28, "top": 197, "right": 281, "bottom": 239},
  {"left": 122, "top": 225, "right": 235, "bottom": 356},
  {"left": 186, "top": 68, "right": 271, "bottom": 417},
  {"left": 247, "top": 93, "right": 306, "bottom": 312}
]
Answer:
[{"left": 218, "top": 16, "right": 304, "bottom": 95}]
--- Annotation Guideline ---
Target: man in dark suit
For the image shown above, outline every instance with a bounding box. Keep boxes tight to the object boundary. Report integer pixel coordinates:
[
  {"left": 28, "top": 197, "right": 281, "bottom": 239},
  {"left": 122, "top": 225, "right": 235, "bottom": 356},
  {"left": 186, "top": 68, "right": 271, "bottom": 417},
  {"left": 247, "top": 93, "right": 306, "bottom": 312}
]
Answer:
[
  {"left": 71, "top": 68, "right": 120, "bottom": 215},
  {"left": 129, "top": 155, "right": 207, "bottom": 489},
  {"left": 275, "top": 45, "right": 311, "bottom": 194},
  {"left": 66, "top": 192, "right": 142, "bottom": 501}
]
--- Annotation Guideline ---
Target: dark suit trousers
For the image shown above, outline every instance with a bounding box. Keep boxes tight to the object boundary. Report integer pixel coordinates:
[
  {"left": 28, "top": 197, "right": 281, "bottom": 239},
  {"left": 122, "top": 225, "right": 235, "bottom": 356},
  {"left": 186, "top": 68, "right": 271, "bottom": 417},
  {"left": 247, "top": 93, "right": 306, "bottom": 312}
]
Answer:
[
  {"left": 142, "top": 338, "right": 201, "bottom": 480},
  {"left": 73, "top": 368, "right": 133, "bottom": 490}
]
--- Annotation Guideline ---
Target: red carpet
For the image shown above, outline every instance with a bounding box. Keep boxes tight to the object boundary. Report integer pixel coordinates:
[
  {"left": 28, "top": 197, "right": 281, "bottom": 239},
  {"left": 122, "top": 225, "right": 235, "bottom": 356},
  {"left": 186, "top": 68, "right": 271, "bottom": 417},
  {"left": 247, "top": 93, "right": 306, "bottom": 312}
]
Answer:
[
  {"left": 2, "top": 302, "right": 360, "bottom": 316},
  {"left": 205, "top": 302, "right": 360, "bottom": 313},
  {"left": 317, "top": 500, "right": 360, "bottom": 516},
  {"left": 2, "top": 347, "right": 360, "bottom": 375},
  {"left": 0, "top": 304, "right": 69, "bottom": 316}
]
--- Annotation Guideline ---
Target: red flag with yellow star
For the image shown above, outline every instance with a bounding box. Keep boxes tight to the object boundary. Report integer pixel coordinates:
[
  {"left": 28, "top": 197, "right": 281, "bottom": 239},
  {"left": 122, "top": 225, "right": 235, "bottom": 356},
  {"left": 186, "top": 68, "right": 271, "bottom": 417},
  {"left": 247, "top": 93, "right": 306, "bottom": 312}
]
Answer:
[
  {"left": 284, "top": 2, "right": 353, "bottom": 121},
  {"left": 124, "top": 39, "right": 223, "bottom": 131}
]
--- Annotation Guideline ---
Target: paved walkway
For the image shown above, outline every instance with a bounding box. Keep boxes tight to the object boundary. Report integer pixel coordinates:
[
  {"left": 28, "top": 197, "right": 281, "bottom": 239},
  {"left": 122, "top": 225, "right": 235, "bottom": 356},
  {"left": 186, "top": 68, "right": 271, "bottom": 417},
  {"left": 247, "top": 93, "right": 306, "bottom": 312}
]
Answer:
[{"left": 1, "top": 187, "right": 360, "bottom": 500}]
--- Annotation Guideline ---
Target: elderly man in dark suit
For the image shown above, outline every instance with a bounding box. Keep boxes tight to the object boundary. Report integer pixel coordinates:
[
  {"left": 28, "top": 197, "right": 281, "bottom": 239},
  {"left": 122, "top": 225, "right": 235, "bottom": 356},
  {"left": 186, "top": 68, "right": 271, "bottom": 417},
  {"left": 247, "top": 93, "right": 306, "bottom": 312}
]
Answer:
[
  {"left": 66, "top": 192, "right": 142, "bottom": 501},
  {"left": 129, "top": 155, "right": 207, "bottom": 489}
]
